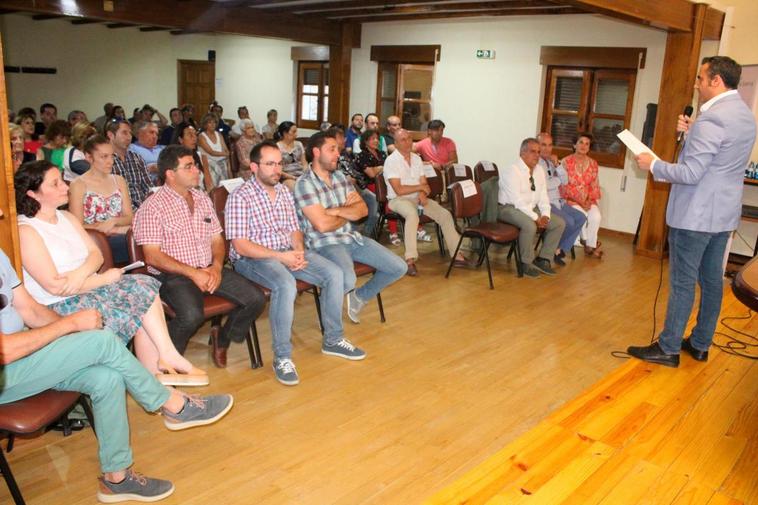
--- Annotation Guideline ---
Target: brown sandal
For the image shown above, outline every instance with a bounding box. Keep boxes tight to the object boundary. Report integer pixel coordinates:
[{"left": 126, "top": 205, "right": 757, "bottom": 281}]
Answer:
[{"left": 584, "top": 246, "right": 603, "bottom": 259}]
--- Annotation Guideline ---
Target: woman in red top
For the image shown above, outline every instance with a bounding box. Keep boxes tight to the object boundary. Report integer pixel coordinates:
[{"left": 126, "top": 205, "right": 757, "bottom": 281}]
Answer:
[{"left": 560, "top": 133, "right": 603, "bottom": 258}]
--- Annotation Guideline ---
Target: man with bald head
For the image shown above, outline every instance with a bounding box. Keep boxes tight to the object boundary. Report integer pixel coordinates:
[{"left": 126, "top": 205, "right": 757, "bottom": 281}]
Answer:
[
  {"left": 384, "top": 115, "right": 402, "bottom": 154},
  {"left": 383, "top": 129, "right": 468, "bottom": 275}
]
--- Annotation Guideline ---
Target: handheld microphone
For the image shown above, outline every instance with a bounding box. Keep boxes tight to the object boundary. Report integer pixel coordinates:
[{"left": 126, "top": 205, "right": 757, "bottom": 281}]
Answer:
[{"left": 677, "top": 105, "right": 694, "bottom": 143}]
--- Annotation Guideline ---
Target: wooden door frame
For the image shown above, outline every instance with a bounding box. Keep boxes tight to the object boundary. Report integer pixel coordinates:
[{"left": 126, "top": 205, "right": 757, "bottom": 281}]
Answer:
[{"left": 0, "top": 38, "right": 21, "bottom": 273}]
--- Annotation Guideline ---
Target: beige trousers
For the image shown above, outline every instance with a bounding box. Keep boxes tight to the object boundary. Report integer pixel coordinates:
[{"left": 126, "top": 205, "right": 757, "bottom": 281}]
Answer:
[{"left": 388, "top": 198, "right": 461, "bottom": 260}]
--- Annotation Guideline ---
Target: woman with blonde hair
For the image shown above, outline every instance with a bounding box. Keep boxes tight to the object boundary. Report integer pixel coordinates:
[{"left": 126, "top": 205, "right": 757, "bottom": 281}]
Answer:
[{"left": 197, "top": 113, "right": 230, "bottom": 188}]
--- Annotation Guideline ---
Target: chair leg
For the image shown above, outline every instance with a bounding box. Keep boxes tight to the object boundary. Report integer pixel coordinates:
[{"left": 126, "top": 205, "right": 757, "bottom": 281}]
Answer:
[
  {"left": 376, "top": 293, "right": 386, "bottom": 323},
  {"left": 570, "top": 247, "right": 576, "bottom": 260},
  {"left": 312, "top": 289, "right": 324, "bottom": 335},
  {"left": 79, "top": 396, "right": 96, "bottom": 432},
  {"left": 5, "top": 434, "right": 14, "bottom": 453},
  {"left": 0, "top": 447, "right": 25, "bottom": 505},
  {"left": 436, "top": 224, "right": 445, "bottom": 257},
  {"left": 245, "top": 325, "right": 263, "bottom": 369},
  {"left": 511, "top": 242, "right": 524, "bottom": 277},
  {"left": 484, "top": 242, "right": 494, "bottom": 289},
  {"left": 445, "top": 236, "right": 465, "bottom": 279}
]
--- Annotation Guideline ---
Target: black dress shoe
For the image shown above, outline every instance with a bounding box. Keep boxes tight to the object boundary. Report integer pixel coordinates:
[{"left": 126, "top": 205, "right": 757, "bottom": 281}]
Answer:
[
  {"left": 682, "top": 339, "right": 708, "bottom": 362},
  {"left": 627, "top": 342, "right": 679, "bottom": 368}
]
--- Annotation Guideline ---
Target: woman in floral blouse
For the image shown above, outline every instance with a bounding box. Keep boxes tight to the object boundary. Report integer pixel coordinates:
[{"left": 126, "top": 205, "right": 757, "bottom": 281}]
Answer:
[{"left": 560, "top": 133, "right": 603, "bottom": 258}]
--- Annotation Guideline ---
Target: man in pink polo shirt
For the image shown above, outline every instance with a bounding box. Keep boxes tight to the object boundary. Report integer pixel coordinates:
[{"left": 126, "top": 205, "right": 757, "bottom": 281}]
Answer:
[{"left": 414, "top": 119, "right": 458, "bottom": 170}]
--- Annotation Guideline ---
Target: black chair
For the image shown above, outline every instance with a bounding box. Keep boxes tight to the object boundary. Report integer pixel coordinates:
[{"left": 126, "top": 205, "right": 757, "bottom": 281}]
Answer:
[{"left": 445, "top": 181, "right": 523, "bottom": 288}]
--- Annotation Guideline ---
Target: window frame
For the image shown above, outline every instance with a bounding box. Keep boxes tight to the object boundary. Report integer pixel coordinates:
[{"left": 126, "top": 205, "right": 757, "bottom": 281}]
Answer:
[
  {"left": 376, "top": 62, "right": 435, "bottom": 140},
  {"left": 541, "top": 65, "right": 636, "bottom": 168},
  {"left": 296, "top": 61, "right": 329, "bottom": 130}
]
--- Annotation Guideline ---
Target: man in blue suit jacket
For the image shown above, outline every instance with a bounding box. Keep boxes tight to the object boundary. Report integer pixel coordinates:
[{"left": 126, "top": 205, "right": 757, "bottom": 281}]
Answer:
[{"left": 629, "top": 56, "right": 757, "bottom": 367}]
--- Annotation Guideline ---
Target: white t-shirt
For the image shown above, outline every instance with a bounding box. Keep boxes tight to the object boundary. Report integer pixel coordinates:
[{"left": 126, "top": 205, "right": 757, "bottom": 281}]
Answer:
[{"left": 383, "top": 150, "right": 425, "bottom": 201}]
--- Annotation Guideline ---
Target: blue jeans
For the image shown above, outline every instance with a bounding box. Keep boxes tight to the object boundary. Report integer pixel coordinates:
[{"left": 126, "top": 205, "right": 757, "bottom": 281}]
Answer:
[
  {"left": 360, "top": 188, "right": 379, "bottom": 238},
  {"left": 658, "top": 227, "right": 730, "bottom": 354},
  {"left": 233, "top": 251, "right": 345, "bottom": 359},
  {"left": 551, "top": 204, "right": 587, "bottom": 252},
  {"left": 316, "top": 237, "right": 407, "bottom": 302}
]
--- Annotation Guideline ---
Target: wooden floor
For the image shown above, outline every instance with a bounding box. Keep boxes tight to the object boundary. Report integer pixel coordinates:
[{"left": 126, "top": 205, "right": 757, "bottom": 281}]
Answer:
[{"left": 1, "top": 234, "right": 755, "bottom": 505}]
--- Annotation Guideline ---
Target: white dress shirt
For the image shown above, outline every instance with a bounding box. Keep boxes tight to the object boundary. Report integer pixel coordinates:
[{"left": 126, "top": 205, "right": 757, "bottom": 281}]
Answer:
[
  {"left": 498, "top": 157, "right": 551, "bottom": 220},
  {"left": 383, "top": 150, "right": 425, "bottom": 201}
]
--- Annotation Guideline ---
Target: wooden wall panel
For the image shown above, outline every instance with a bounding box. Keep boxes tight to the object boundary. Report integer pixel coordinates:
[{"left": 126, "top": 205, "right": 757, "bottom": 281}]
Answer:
[{"left": 0, "top": 38, "right": 21, "bottom": 273}]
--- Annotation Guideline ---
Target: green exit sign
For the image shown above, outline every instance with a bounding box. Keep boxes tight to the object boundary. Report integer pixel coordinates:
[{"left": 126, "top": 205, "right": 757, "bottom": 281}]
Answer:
[{"left": 476, "top": 49, "right": 496, "bottom": 59}]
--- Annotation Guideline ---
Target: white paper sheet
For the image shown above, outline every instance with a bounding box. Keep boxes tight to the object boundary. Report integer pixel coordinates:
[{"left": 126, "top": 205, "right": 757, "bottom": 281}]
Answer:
[
  {"left": 453, "top": 164, "right": 467, "bottom": 177},
  {"left": 616, "top": 129, "right": 660, "bottom": 159},
  {"left": 219, "top": 177, "right": 245, "bottom": 193},
  {"left": 459, "top": 179, "right": 477, "bottom": 198},
  {"left": 422, "top": 164, "right": 438, "bottom": 178},
  {"left": 481, "top": 161, "right": 496, "bottom": 172}
]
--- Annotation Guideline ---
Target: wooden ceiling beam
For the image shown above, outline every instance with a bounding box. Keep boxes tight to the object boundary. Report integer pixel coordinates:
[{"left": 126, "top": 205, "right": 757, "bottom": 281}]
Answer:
[
  {"left": 335, "top": 6, "right": 584, "bottom": 23},
  {"left": 70, "top": 18, "right": 100, "bottom": 25},
  {"left": 139, "top": 26, "right": 172, "bottom": 32},
  {"left": 0, "top": 0, "right": 346, "bottom": 46},
  {"left": 292, "top": 1, "right": 553, "bottom": 16},
  {"left": 31, "top": 13, "right": 63, "bottom": 20},
  {"left": 106, "top": 22, "right": 134, "bottom": 29}
]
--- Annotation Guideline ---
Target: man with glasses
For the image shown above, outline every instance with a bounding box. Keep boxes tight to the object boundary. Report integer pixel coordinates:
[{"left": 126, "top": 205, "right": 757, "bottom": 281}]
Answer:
[
  {"left": 133, "top": 146, "right": 265, "bottom": 367},
  {"left": 226, "top": 141, "right": 365, "bottom": 387},
  {"left": 498, "top": 138, "right": 565, "bottom": 278}
]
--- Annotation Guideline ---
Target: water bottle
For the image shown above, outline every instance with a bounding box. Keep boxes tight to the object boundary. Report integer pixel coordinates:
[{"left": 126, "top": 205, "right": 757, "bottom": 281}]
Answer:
[{"left": 417, "top": 204, "right": 424, "bottom": 216}]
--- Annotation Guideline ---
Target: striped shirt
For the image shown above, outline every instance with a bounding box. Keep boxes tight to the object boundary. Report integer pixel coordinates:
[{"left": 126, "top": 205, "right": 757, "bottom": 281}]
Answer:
[
  {"left": 133, "top": 185, "right": 222, "bottom": 275},
  {"left": 112, "top": 150, "right": 152, "bottom": 210},
  {"left": 294, "top": 169, "right": 362, "bottom": 249},
  {"left": 225, "top": 176, "right": 300, "bottom": 262}
]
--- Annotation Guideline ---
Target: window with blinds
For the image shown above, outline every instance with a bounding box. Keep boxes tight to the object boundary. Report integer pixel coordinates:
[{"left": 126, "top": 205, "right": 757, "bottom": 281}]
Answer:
[{"left": 542, "top": 66, "right": 636, "bottom": 168}]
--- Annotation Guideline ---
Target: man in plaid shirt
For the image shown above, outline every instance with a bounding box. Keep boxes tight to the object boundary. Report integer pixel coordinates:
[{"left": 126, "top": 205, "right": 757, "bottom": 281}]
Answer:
[
  {"left": 295, "top": 131, "right": 406, "bottom": 325},
  {"left": 226, "top": 140, "right": 365, "bottom": 386},
  {"left": 106, "top": 119, "right": 153, "bottom": 210},
  {"left": 133, "top": 145, "right": 265, "bottom": 368}
]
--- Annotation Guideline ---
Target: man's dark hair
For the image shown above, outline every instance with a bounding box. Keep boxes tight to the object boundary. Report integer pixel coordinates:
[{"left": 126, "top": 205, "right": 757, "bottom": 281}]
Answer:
[
  {"left": 427, "top": 119, "right": 445, "bottom": 130},
  {"left": 305, "top": 131, "right": 337, "bottom": 164},
  {"left": 330, "top": 123, "right": 346, "bottom": 133},
  {"left": 39, "top": 102, "right": 56, "bottom": 114},
  {"left": 104, "top": 118, "right": 129, "bottom": 138},
  {"left": 702, "top": 56, "right": 742, "bottom": 89},
  {"left": 250, "top": 140, "right": 279, "bottom": 165},
  {"left": 350, "top": 113, "right": 363, "bottom": 121},
  {"left": 237, "top": 106, "right": 248, "bottom": 116},
  {"left": 168, "top": 107, "right": 181, "bottom": 118},
  {"left": 365, "top": 113, "right": 379, "bottom": 123},
  {"left": 83, "top": 134, "right": 110, "bottom": 155},
  {"left": 157, "top": 144, "right": 195, "bottom": 180},
  {"left": 44, "top": 120, "right": 70, "bottom": 141}
]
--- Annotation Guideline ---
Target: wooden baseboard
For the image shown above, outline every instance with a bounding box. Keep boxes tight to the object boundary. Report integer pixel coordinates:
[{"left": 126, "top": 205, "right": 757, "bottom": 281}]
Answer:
[{"left": 599, "top": 227, "right": 635, "bottom": 241}]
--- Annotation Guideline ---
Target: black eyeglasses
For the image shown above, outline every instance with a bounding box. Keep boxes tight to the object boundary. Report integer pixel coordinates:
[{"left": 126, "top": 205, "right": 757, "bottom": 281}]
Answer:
[{"left": 529, "top": 176, "right": 535, "bottom": 191}]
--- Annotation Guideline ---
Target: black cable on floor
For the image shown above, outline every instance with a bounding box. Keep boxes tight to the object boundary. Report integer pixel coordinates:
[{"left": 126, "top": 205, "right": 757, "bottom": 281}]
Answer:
[{"left": 711, "top": 309, "right": 757, "bottom": 360}]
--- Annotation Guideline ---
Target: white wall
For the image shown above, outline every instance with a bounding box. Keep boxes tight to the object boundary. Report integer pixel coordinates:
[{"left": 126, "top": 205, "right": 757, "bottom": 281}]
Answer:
[
  {"left": 351, "top": 14, "right": 669, "bottom": 234},
  {"left": 0, "top": 13, "right": 309, "bottom": 128}
]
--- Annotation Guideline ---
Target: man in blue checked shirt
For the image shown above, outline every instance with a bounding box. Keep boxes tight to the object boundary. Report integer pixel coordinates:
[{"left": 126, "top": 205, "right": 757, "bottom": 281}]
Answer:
[{"left": 294, "top": 130, "right": 407, "bottom": 327}]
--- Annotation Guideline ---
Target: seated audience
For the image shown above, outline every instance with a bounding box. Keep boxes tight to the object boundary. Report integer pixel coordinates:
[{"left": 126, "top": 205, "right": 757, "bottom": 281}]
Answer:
[
  {"left": 261, "top": 108, "right": 278, "bottom": 140},
  {"left": 234, "top": 118, "right": 263, "bottom": 179},
  {"left": 560, "top": 133, "right": 603, "bottom": 258},
  {"left": 334, "top": 126, "right": 379, "bottom": 238},
  {"left": 274, "top": 121, "right": 307, "bottom": 190},
  {"left": 355, "top": 129, "right": 386, "bottom": 186},
  {"left": 107, "top": 119, "right": 153, "bottom": 210},
  {"left": 537, "top": 132, "right": 586, "bottom": 265},
  {"left": 384, "top": 115, "right": 402, "bottom": 154},
  {"left": 352, "top": 113, "right": 387, "bottom": 154},
  {"left": 35, "top": 102, "right": 57, "bottom": 138},
  {"left": 140, "top": 104, "right": 168, "bottom": 129},
  {"left": 158, "top": 107, "right": 183, "bottom": 146},
  {"left": 134, "top": 146, "right": 266, "bottom": 367},
  {"left": 36, "top": 120, "right": 70, "bottom": 172},
  {"left": 197, "top": 113, "right": 230, "bottom": 188},
  {"left": 62, "top": 122, "right": 96, "bottom": 182},
  {"left": 67, "top": 110, "right": 88, "bottom": 128},
  {"left": 0, "top": 245, "right": 233, "bottom": 504},
  {"left": 498, "top": 138, "right": 566, "bottom": 278},
  {"left": 384, "top": 129, "right": 468, "bottom": 276},
  {"left": 181, "top": 103, "right": 197, "bottom": 128},
  {"left": 128, "top": 120, "right": 164, "bottom": 184},
  {"left": 104, "top": 104, "right": 127, "bottom": 131},
  {"left": 230, "top": 106, "right": 255, "bottom": 140},
  {"left": 414, "top": 119, "right": 458, "bottom": 170},
  {"left": 69, "top": 135, "right": 132, "bottom": 264},
  {"left": 10, "top": 123, "right": 35, "bottom": 171},
  {"left": 93, "top": 101, "right": 113, "bottom": 133},
  {"left": 345, "top": 113, "right": 363, "bottom": 153},
  {"left": 19, "top": 112, "right": 42, "bottom": 155},
  {"left": 210, "top": 102, "right": 232, "bottom": 146},
  {"left": 172, "top": 122, "right": 213, "bottom": 191},
  {"left": 294, "top": 131, "right": 406, "bottom": 324},
  {"left": 226, "top": 141, "right": 364, "bottom": 386},
  {"left": 15, "top": 160, "right": 206, "bottom": 385}
]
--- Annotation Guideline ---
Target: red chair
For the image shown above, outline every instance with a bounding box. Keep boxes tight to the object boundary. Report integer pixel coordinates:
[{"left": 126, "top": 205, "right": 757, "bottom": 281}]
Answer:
[
  {"left": 445, "top": 181, "right": 523, "bottom": 288},
  {"left": 474, "top": 161, "right": 499, "bottom": 183},
  {"left": 0, "top": 391, "right": 94, "bottom": 505}
]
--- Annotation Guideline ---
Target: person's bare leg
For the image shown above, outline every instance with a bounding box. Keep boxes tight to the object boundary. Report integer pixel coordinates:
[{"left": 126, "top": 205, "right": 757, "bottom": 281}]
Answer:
[
  {"left": 133, "top": 328, "right": 160, "bottom": 374},
  {"left": 140, "top": 297, "right": 204, "bottom": 375}
]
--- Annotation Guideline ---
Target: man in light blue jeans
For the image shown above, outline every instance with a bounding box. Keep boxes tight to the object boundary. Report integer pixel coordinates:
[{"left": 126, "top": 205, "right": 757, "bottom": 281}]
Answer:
[
  {"left": 294, "top": 130, "right": 407, "bottom": 324},
  {"left": 226, "top": 140, "right": 366, "bottom": 386}
]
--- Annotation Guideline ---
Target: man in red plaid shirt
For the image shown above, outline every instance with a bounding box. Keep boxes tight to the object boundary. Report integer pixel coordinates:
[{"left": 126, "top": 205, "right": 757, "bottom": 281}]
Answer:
[{"left": 133, "top": 145, "right": 265, "bottom": 367}]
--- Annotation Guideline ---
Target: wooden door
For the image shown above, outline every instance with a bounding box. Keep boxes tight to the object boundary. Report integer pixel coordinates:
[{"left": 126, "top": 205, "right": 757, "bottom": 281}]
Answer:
[
  {"left": 177, "top": 60, "right": 215, "bottom": 117},
  {"left": 0, "top": 37, "right": 21, "bottom": 272}
]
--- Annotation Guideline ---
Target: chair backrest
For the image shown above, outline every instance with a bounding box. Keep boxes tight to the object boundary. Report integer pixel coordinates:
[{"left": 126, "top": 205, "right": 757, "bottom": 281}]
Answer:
[
  {"left": 474, "top": 161, "right": 499, "bottom": 183},
  {"left": 445, "top": 164, "right": 473, "bottom": 185},
  {"left": 423, "top": 165, "right": 444, "bottom": 199},
  {"left": 86, "top": 229, "right": 114, "bottom": 273},
  {"left": 450, "top": 181, "right": 483, "bottom": 219},
  {"left": 375, "top": 174, "right": 390, "bottom": 205},
  {"left": 125, "top": 229, "right": 149, "bottom": 274}
]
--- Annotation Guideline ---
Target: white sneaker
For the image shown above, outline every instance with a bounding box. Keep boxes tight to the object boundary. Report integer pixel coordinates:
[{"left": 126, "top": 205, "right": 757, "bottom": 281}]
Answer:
[
  {"left": 417, "top": 229, "right": 433, "bottom": 242},
  {"left": 389, "top": 233, "right": 401, "bottom": 246}
]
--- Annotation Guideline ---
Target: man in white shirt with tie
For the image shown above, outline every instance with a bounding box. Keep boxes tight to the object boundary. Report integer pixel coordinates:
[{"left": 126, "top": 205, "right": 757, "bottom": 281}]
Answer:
[{"left": 498, "top": 137, "right": 566, "bottom": 278}]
